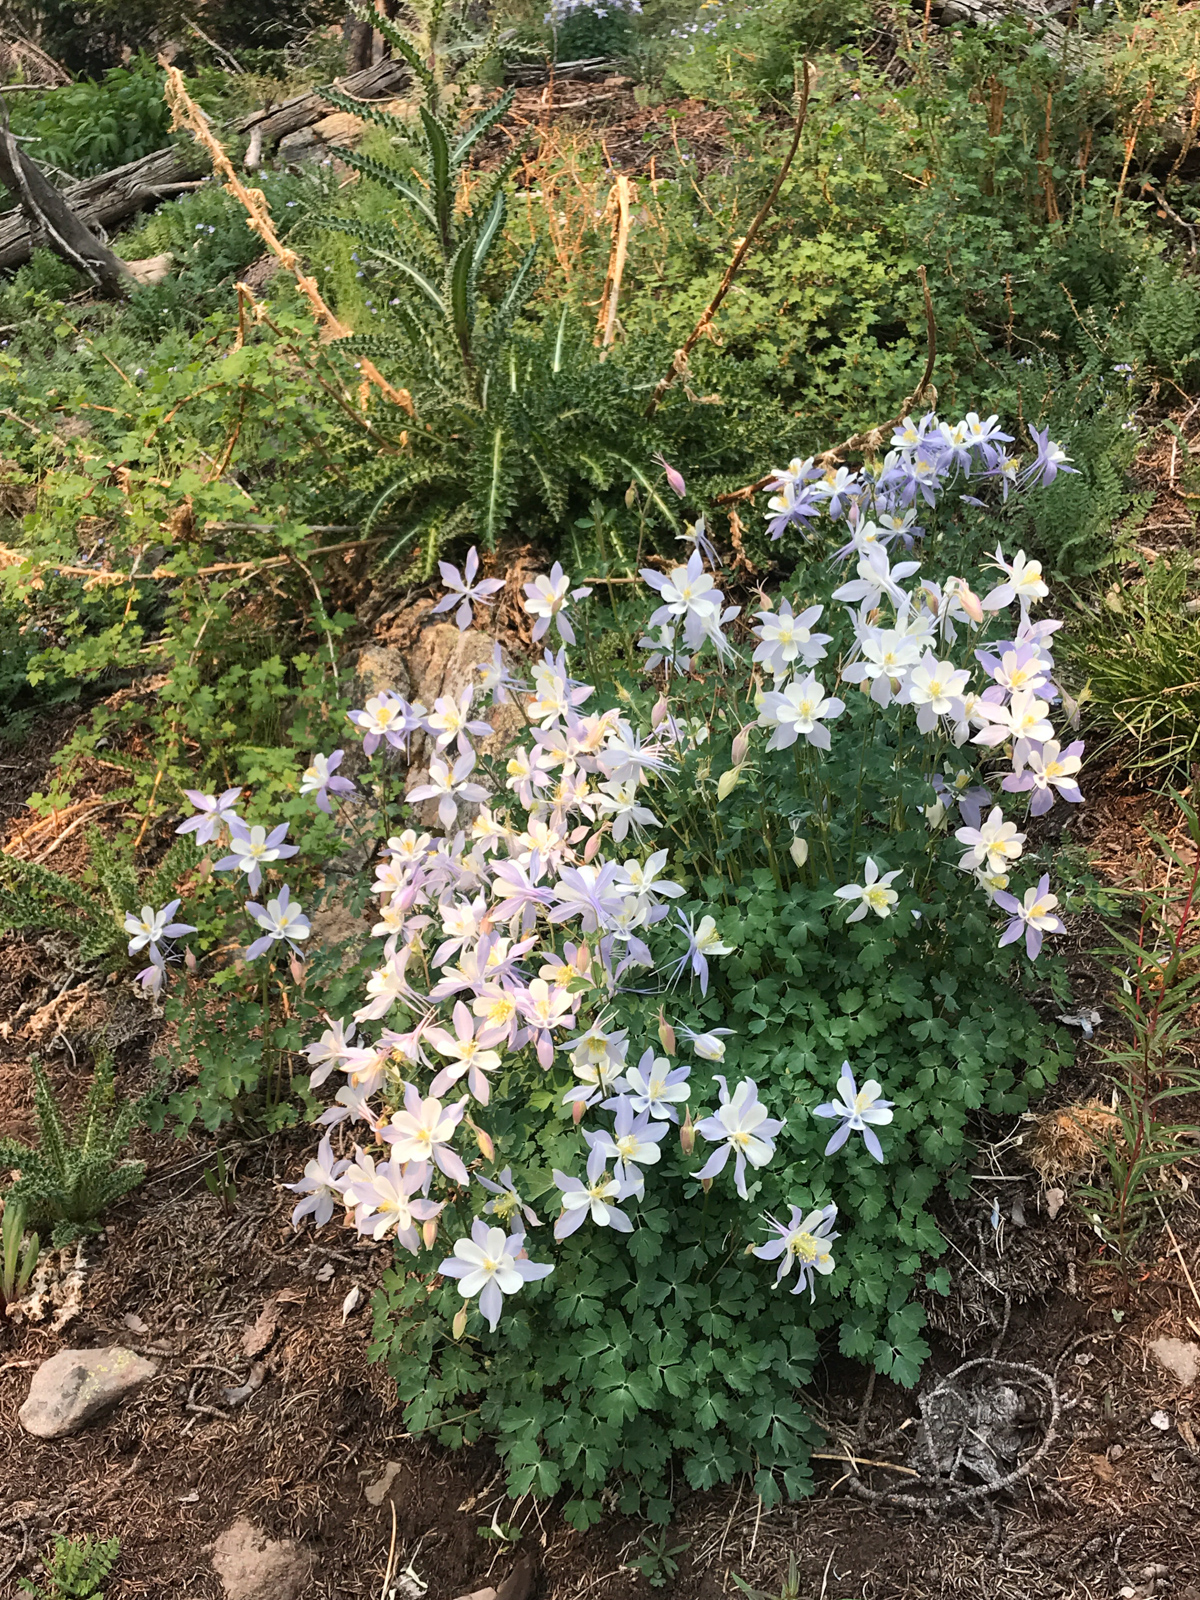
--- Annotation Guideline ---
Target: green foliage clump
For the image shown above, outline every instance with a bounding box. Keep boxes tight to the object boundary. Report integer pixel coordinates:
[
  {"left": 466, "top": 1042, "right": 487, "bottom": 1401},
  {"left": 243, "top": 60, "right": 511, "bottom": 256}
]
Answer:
[
  {"left": 1, "top": 1199, "right": 40, "bottom": 1314},
  {"left": 18, "top": 1534, "right": 119, "bottom": 1600},
  {"left": 6, "top": 59, "right": 172, "bottom": 178},
  {"left": 0, "top": 1056, "right": 150, "bottom": 1245}
]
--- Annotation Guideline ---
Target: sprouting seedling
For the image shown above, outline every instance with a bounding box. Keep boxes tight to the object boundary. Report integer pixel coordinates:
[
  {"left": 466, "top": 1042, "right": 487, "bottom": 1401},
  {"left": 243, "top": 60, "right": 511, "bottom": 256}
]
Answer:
[{"left": 1, "top": 1199, "right": 40, "bottom": 1318}]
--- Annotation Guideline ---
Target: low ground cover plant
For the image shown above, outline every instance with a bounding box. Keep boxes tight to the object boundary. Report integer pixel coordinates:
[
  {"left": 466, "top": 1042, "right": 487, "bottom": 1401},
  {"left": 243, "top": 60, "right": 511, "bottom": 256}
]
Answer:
[{"left": 150, "top": 407, "right": 1082, "bottom": 1523}]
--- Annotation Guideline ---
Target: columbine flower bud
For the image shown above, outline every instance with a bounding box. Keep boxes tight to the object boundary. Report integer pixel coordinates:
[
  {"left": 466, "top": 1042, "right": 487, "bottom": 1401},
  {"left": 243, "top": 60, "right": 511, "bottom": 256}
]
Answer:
[
  {"left": 289, "top": 954, "right": 305, "bottom": 985},
  {"left": 583, "top": 831, "right": 603, "bottom": 863},
  {"left": 658, "top": 1010, "right": 676, "bottom": 1057},
  {"left": 701, "top": 1176, "right": 713, "bottom": 1194},
  {"left": 422, "top": 1217, "right": 439, "bottom": 1250},
  {"left": 452, "top": 1306, "right": 468, "bottom": 1340},
  {"left": 679, "top": 1107, "right": 695, "bottom": 1155},
  {"left": 625, "top": 483, "right": 638, "bottom": 509},
  {"left": 789, "top": 836, "right": 809, "bottom": 869},
  {"left": 466, "top": 1116, "right": 495, "bottom": 1161},
  {"left": 731, "top": 727, "right": 750, "bottom": 765},
  {"left": 651, "top": 695, "right": 669, "bottom": 729},
  {"left": 572, "top": 1099, "right": 587, "bottom": 1126},
  {"left": 717, "top": 767, "right": 742, "bottom": 801},
  {"left": 184, "top": 948, "right": 197, "bottom": 973}
]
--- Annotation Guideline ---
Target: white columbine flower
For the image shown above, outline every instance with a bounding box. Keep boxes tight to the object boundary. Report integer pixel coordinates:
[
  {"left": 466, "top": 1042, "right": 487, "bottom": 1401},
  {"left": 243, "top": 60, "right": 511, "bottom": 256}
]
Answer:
[
  {"left": 906, "top": 656, "right": 971, "bottom": 735},
  {"left": 813, "top": 1062, "right": 894, "bottom": 1162},
  {"left": 751, "top": 599, "right": 832, "bottom": 677},
  {"left": 694, "top": 1076, "right": 785, "bottom": 1199},
  {"left": 758, "top": 673, "right": 845, "bottom": 752},
  {"left": 438, "top": 1219, "right": 553, "bottom": 1330},
  {"left": 834, "top": 858, "right": 902, "bottom": 922},
  {"left": 124, "top": 898, "right": 196, "bottom": 956},
  {"left": 955, "top": 806, "right": 1026, "bottom": 876},
  {"left": 245, "top": 884, "right": 311, "bottom": 960},
  {"left": 752, "top": 1204, "right": 839, "bottom": 1298}
]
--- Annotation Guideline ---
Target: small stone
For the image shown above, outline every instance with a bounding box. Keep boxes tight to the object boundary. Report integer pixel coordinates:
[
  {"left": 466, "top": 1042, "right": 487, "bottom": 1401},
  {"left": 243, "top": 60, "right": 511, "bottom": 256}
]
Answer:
[
  {"left": 19, "top": 1346, "right": 158, "bottom": 1439},
  {"left": 1150, "top": 1337, "right": 1200, "bottom": 1386},
  {"left": 211, "top": 1519, "right": 313, "bottom": 1600},
  {"left": 1150, "top": 1409, "right": 1172, "bottom": 1431},
  {"left": 363, "top": 1460, "right": 402, "bottom": 1507}
]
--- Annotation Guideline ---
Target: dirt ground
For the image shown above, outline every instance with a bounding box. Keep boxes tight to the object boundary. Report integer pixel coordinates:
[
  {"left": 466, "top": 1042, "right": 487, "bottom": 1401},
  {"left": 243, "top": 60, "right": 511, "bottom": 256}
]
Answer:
[{"left": 5, "top": 448, "right": 1200, "bottom": 1597}]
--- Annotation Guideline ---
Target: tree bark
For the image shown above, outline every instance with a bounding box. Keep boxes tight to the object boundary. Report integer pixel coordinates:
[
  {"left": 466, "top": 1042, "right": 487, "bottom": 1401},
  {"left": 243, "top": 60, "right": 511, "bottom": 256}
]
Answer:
[{"left": 0, "top": 118, "right": 132, "bottom": 297}]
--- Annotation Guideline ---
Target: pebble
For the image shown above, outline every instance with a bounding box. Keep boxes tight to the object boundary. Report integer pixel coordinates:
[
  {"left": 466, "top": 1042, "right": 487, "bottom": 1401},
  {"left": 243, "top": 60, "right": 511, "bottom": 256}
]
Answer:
[{"left": 19, "top": 1346, "right": 158, "bottom": 1439}]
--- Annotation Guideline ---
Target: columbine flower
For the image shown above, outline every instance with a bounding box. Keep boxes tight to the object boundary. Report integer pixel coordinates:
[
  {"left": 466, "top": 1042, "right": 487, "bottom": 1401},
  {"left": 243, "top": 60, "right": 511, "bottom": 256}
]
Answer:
[
  {"left": 176, "top": 787, "right": 242, "bottom": 846},
  {"left": 124, "top": 898, "right": 196, "bottom": 956},
  {"left": 214, "top": 820, "right": 298, "bottom": 893},
  {"left": 245, "top": 884, "right": 311, "bottom": 960},
  {"left": 641, "top": 550, "right": 737, "bottom": 660},
  {"left": 347, "top": 692, "right": 411, "bottom": 756},
  {"left": 439, "top": 1219, "right": 553, "bottom": 1330},
  {"left": 1001, "top": 738, "right": 1084, "bottom": 817},
  {"left": 617, "top": 1047, "right": 691, "bottom": 1122},
  {"left": 426, "top": 687, "right": 494, "bottom": 755},
  {"left": 905, "top": 656, "right": 971, "bottom": 735},
  {"left": 552, "top": 1146, "right": 636, "bottom": 1238},
  {"left": 672, "top": 911, "right": 735, "bottom": 995},
  {"left": 432, "top": 545, "right": 505, "bottom": 630},
  {"left": 752, "top": 1204, "right": 839, "bottom": 1299},
  {"left": 955, "top": 806, "right": 1026, "bottom": 876},
  {"left": 981, "top": 546, "right": 1049, "bottom": 613},
  {"left": 694, "top": 1076, "right": 784, "bottom": 1199},
  {"left": 994, "top": 874, "right": 1065, "bottom": 959},
  {"left": 654, "top": 452, "right": 687, "bottom": 498},
  {"left": 284, "top": 1134, "right": 348, "bottom": 1227},
  {"left": 834, "top": 859, "right": 902, "bottom": 922},
  {"left": 522, "top": 562, "right": 592, "bottom": 645},
  {"left": 426, "top": 999, "right": 505, "bottom": 1105},
  {"left": 751, "top": 599, "right": 832, "bottom": 677},
  {"left": 813, "top": 1062, "right": 894, "bottom": 1162},
  {"left": 561, "top": 1020, "right": 629, "bottom": 1108},
  {"left": 757, "top": 673, "right": 845, "bottom": 752},
  {"left": 303, "top": 1018, "right": 357, "bottom": 1087},
  {"left": 586, "top": 1095, "right": 669, "bottom": 1186},
  {"left": 136, "top": 950, "right": 167, "bottom": 998},
  {"left": 299, "top": 750, "right": 356, "bottom": 814},
  {"left": 516, "top": 978, "right": 576, "bottom": 1068},
  {"left": 594, "top": 779, "right": 661, "bottom": 843},
  {"left": 476, "top": 1167, "right": 541, "bottom": 1233},
  {"left": 406, "top": 752, "right": 490, "bottom": 829},
  {"left": 382, "top": 1084, "right": 470, "bottom": 1185},
  {"left": 677, "top": 1025, "right": 734, "bottom": 1062},
  {"left": 1022, "top": 426, "right": 1077, "bottom": 489},
  {"left": 970, "top": 687, "right": 1055, "bottom": 748},
  {"left": 341, "top": 1153, "right": 442, "bottom": 1250}
]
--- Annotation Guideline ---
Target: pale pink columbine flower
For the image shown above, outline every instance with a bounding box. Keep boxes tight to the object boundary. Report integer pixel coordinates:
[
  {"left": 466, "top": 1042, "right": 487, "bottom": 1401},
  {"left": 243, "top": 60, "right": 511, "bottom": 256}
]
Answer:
[
  {"left": 653, "top": 452, "right": 686, "bottom": 498},
  {"left": 425, "top": 687, "right": 493, "bottom": 755},
  {"left": 432, "top": 546, "right": 505, "bottom": 631},
  {"left": 382, "top": 1084, "right": 470, "bottom": 1186},
  {"left": 426, "top": 1000, "right": 506, "bottom": 1104},
  {"left": 439, "top": 1219, "right": 553, "bottom": 1329},
  {"left": 970, "top": 687, "right": 1055, "bottom": 748},
  {"left": 505, "top": 744, "right": 555, "bottom": 809},
  {"left": 905, "top": 656, "right": 971, "bottom": 735},
  {"left": 341, "top": 1152, "right": 443, "bottom": 1250},
  {"left": 176, "top": 787, "right": 242, "bottom": 846},
  {"left": 757, "top": 673, "right": 845, "bottom": 752},
  {"left": 303, "top": 1018, "right": 357, "bottom": 1088},
  {"left": 994, "top": 874, "right": 1065, "bottom": 959},
  {"left": 285, "top": 1134, "right": 349, "bottom": 1228},
  {"left": 955, "top": 805, "right": 1026, "bottom": 875},
  {"left": 834, "top": 858, "right": 902, "bottom": 922},
  {"left": 1002, "top": 738, "right": 1084, "bottom": 817},
  {"left": 522, "top": 563, "right": 592, "bottom": 645},
  {"left": 354, "top": 945, "right": 420, "bottom": 1023},
  {"left": 516, "top": 978, "right": 576, "bottom": 1068},
  {"left": 407, "top": 752, "right": 490, "bottom": 829},
  {"left": 981, "top": 546, "right": 1049, "bottom": 613}
]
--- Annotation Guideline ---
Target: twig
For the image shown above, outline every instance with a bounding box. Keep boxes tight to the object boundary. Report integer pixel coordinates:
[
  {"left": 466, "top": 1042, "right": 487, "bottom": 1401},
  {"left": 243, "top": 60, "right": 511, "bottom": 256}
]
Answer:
[
  {"left": 185, "top": 16, "right": 244, "bottom": 74},
  {"left": 597, "top": 173, "right": 633, "bottom": 356},
  {"left": 644, "top": 62, "right": 811, "bottom": 418},
  {"left": 811, "top": 1451, "right": 920, "bottom": 1477}
]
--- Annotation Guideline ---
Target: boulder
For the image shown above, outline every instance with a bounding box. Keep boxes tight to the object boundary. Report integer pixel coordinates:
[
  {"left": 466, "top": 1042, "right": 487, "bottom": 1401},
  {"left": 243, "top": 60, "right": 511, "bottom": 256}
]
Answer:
[
  {"left": 312, "top": 110, "right": 366, "bottom": 147},
  {"left": 211, "top": 1519, "right": 314, "bottom": 1600},
  {"left": 19, "top": 1346, "right": 158, "bottom": 1439}
]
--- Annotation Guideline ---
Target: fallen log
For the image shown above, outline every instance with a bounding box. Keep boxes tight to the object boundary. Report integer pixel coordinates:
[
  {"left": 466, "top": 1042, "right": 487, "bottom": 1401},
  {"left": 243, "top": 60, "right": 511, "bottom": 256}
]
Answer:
[{"left": 0, "top": 58, "right": 408, "bottom": 274}]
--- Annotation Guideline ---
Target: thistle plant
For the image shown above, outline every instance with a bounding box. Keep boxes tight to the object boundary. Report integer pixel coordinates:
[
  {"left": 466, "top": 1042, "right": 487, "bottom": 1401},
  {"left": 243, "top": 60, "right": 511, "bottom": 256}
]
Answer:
[
  {"left": 168, "top": 408, "right": 1083, "bottom": 1522},
  {"left": 0, "top": 1057, "right": 149, "bottom": 1246}
]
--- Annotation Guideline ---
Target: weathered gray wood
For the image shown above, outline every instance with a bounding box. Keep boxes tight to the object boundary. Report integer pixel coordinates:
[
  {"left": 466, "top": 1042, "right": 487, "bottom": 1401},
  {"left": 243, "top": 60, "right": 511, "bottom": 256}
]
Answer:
[{"left": 0, "top": 59, "right": 409, "bottom": 273}]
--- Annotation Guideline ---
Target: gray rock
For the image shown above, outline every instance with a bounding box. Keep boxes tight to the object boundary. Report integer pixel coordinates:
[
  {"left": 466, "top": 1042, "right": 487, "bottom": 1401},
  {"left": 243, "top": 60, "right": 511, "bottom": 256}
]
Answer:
[
  {"left": 211, "top": 1518, "right": 314, "bottom": 1600},
  {"left": 350, "top": 642, "right": 410, "bottom": 704},
  {"left": 19, "top": 1346, "right": 158, "bottom": 1438}
]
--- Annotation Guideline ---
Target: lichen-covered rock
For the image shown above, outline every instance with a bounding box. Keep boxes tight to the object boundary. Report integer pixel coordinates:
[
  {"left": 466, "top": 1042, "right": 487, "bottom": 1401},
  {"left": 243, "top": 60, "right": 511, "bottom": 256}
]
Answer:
[{"left": 19, "top": 1346, "right": 157, "bottom": 1438}]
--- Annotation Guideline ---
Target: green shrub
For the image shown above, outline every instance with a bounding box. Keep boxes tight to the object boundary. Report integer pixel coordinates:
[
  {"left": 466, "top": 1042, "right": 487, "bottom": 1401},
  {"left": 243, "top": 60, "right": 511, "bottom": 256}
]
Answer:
[{"left": 7, "top": 59, "right": 172, "bottom": 178}]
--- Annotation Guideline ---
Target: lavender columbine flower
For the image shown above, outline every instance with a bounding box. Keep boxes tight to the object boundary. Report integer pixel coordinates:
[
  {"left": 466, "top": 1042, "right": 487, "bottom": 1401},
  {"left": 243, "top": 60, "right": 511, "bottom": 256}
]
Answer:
[
  {"left": 752, "top": 1203, "right": 839, "bottom": 1299},
  {"left": 342, "top": 1153, "right": 442, "bottom": 1250},
  {"left": 694, "top": 1076, "right": 785, "bottom": 1199},
  {"left": 1001, "top": 738, "right": 1084, "bottom": 817},
  {"left": 303, "top": 1018, "right": 357, "bottom": 1087},
  {"left": 614, "top": 1046, "right": 691, "bottom": 1122},
  {"left": 585, "top": 1096, "right": 669, "bottom": 1186},
  {"left": 552, "top": 1145, "right": 636, "bottom": 1239},
  {"left": 136, "top": 949, "right": 168, "bottom": 998},
  {"left": 672, "top": 911, "right": 735, "bottom": 996},
  {"left": 994, "top": 874, "right": 1064, "bottom": 960},
  {"left": 439, "top": 1219, "right": 553, "bottom": 1331},
  {"left": 813, "top": 1063, "right": 894, "bottom": 1162},
  {"left": 299, "top": 750, "right": 356, "bottom": 814},
  {"left": 476, "top": 1167, "right": 542, "bottom": 1233},
  {"left": 432, "top": 545, "right": 505, "bottom": 631},
  {"left": 176, "top": 787, "right": 243, "bottom": 846},
  {"left": 406, "top": 752, "right": 490, "bottom": 830},
  {"left": 214, "top": 820, "right": 298, "bottom": 893},
  {"left": 522, "top": 562, "right": 592, "bottom": 645},
  {"left": 285, "top": 1134, "right": 349, "bottom": 1228},
  {"left": 245, "top": 884, "right": 311, "bottom": 960},
  {"left": 124, "top": 898, "right": 196, "bottom": 956}
]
